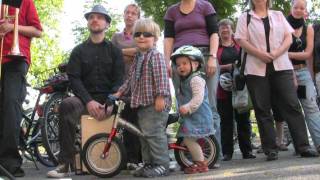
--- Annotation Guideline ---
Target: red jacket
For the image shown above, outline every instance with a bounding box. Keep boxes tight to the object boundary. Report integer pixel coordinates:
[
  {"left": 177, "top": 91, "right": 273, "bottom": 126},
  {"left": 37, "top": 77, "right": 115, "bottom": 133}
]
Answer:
[{"left": 2, "top": 0, "right": 42, "bottom": 65}]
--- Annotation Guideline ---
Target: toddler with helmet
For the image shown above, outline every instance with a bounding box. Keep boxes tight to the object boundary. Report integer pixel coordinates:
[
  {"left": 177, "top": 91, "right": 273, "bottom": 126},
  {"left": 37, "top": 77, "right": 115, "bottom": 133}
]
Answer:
[{"left": 171, "top": 45, "right": 215, "bottom": 174}]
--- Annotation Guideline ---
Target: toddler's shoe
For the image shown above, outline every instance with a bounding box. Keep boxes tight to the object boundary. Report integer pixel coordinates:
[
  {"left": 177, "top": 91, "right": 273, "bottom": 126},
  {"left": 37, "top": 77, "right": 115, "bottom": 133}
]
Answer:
[{"left": 184, "top": 161, "right": 208, "bottom": 174}]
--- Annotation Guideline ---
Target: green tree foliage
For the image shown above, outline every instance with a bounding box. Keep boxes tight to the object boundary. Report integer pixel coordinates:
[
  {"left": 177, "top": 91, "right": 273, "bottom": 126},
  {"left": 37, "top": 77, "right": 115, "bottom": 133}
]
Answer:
[
  {"left": 134, "top": 0, "right": 317, "bottom": 28},
  {"left": 72, "top": 0, "right": 120, "bottom": 45},
  {"left": 134, "top": 0, "right": 237, "bottom": 29},
  {"left": 271, "top": 0, "right": 319, "bottom": 23},
  {"left": 310, "top": 0, "right": 320, "bottom": 23},
  {"left": 241, "top": 0, "right": 319, "bottom": 23},
  {"left": 240, "top": 0, "right": 291, "bottom": 14},
  {"left": 272, "top": 0, "right": 291, "bottom": 15},
  {"left": 29, "top": 0, "right": 65, "bottom": 86},
  {"left": 30, "top": 0, "right": 121, "bottom": 86}
]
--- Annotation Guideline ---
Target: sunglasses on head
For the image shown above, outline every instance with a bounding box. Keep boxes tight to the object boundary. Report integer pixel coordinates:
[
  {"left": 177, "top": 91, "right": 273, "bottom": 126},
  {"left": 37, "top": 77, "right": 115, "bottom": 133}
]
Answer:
[{"left": 133, "top": 32, "right": 154, "bottom": 38}]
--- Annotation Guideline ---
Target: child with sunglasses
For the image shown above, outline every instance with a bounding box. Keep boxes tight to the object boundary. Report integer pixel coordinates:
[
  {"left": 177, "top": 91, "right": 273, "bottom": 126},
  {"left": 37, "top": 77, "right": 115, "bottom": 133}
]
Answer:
[
  {"left": 114, "top": 18, "right": 171, "bottom": 178},
  {"left": 171, "top": 45, "right": 214, "bottom": 174}
]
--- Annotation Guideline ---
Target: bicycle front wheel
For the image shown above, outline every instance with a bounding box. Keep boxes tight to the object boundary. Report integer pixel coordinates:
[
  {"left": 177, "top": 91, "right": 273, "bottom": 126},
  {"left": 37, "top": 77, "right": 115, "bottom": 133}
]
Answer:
[{"left": 82, "top": 133, "right": 127, "bottom": 178}]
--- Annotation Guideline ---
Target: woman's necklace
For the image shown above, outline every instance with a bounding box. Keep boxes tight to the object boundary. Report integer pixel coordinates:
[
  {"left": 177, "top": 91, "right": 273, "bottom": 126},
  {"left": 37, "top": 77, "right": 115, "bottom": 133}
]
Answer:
[{"left": 221, "top": 40, "right": 234, "bottom": 47}]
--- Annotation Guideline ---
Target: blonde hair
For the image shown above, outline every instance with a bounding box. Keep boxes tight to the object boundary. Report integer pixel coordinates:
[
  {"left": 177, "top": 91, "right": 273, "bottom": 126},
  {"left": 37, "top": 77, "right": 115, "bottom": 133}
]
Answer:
[
  {"left": 133, "top": 18, "right": 161, "bottom": 41},
  {"left": 124, "top": 3, "right": 141, "bottom": 18},
  {"left": 249, "top": 0, "right": 273, "bottom": 10},
  {"left": 291, "top": 0, "right": 307, "bottom": 6}
]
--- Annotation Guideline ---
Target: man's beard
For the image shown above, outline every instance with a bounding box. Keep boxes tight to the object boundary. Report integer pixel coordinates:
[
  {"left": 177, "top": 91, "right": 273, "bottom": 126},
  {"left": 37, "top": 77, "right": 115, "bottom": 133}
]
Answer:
[{"left": 89, "top": 28, "right": 105, "bottom": 34}]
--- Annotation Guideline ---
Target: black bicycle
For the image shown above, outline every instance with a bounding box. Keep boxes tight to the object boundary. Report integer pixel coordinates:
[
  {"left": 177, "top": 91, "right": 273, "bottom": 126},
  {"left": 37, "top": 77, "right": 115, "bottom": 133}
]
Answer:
[
  {"left": 20, "top": 63, "right": 70, "bottom": 167},
  {"left": 40, "top": 63, "right": 71, "bottom": 166},
  {"left": 19, "top": 86, "right": 56, "bottom": 167}
]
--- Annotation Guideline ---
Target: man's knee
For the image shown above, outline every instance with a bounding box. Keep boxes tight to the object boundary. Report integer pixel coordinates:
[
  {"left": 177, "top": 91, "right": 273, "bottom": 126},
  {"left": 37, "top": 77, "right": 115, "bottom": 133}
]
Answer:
[{"left": 59, "top": 97, "right": 84, "bottom": 117}]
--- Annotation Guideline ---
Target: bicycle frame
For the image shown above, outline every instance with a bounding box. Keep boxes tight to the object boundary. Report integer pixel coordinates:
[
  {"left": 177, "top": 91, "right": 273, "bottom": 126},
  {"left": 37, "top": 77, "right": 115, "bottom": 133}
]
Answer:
[
  {"left": 21, "top": 89, "right": 44, "bottom": 145},
  {"left": 101, "top": 100, "right": 142, "bottom": 157},
  {"left": 100, "top": 99, "right": 189, "bottom": 158},
  {"left": 20, "top": 88, "right": 46, "bottom": 170},
  {"left": 22, "top": 83, "right": 67, "bottom": 146},
  {"left": 21, "top": 85, "right": 63, "bottom": 167},
  {"left": 82, "top": 97, "right": 219, "bottom": 178}
]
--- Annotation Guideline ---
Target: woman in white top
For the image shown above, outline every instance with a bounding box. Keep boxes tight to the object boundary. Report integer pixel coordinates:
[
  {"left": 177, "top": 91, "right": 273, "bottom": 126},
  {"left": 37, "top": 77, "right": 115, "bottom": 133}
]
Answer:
[{"left": 235, "top": 0, "right": 318, "bottom": 161}]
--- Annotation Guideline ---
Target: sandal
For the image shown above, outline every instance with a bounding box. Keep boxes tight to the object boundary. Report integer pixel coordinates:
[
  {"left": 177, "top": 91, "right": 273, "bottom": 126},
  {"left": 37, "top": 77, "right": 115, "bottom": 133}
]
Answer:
[{"left": 184, "top": 161, "right": 208, "bottom": 174}]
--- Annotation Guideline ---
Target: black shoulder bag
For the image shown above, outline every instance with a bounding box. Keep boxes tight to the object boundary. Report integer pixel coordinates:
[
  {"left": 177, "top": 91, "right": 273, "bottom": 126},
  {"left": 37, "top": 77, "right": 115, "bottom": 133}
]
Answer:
[{"left": 234, "top": 11, "right": 251, "bottom": 91}]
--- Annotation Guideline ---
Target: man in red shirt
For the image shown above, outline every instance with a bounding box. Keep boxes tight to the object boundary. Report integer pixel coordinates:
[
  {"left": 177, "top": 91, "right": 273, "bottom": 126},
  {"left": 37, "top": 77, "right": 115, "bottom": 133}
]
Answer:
[{"left": 0, "top": 0, "right": 42, "bottom": 177}]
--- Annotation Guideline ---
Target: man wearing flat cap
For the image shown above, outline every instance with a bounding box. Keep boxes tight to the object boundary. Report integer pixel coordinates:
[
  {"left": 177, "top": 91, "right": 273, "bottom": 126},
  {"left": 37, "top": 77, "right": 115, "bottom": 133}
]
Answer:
[{"left": 47, "top": 5, "right": 124, "bottom": 178}]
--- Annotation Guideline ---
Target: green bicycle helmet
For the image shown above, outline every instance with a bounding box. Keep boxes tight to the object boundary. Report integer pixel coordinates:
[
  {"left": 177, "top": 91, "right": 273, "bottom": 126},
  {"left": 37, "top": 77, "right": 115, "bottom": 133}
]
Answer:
[{"left": 171, "top": 45, "right": 204, "bottom": 68}]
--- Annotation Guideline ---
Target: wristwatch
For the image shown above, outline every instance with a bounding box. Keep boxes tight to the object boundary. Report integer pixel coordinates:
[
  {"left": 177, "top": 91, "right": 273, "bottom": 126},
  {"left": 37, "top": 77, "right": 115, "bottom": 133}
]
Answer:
[{"left": 209, "top": 54, "right": 217, "bottom": 59}]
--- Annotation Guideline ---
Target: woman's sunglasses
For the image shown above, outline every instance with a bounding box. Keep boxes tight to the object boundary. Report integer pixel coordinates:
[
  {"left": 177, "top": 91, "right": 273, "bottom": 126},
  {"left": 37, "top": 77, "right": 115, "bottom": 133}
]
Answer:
[
  {"left": 295, "top": 37, "right": 302, "bottom": 49},
  {"left": 133, "top": 32, "right": 154, "bottom": 38}
]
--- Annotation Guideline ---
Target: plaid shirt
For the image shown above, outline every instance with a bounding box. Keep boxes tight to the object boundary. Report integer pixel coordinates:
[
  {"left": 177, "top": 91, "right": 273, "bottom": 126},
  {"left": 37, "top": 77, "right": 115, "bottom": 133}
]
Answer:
[{"left": 118, "top": 48, "right": 172, "bottom": 110}]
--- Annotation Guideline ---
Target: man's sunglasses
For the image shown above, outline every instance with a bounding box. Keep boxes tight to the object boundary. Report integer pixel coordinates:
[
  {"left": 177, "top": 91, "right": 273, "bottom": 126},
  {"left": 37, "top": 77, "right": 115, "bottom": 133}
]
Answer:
[{"left": 133, "top": 32, "right": 154, "bottom": 38}]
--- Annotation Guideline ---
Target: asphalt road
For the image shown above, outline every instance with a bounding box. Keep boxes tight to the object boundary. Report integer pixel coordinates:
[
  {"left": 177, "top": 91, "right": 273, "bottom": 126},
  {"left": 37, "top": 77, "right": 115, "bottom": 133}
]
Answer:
[{"left": 2, "top": 145, "right": 320, "bottom": 180}]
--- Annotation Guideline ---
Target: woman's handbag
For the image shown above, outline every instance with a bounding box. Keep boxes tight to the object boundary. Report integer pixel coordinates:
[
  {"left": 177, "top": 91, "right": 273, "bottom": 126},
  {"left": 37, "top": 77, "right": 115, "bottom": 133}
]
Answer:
[{"left": 232, "top": 85, "right": 252, "bottom": 113}]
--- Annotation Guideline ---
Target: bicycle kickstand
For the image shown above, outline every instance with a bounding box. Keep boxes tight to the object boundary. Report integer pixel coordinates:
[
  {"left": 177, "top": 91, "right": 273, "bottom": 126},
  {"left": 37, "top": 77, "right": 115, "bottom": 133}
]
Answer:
[{"left": 28, "top": 150, "right": 39, "bottom": 170}]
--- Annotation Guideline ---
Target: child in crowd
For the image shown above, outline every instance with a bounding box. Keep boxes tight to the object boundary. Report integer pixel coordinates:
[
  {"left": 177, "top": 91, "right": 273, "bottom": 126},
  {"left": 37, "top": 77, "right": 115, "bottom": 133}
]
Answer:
[
  {"left": 171, "top": 45, "right": 215, "bottom": 174},
  {"left": 114, "top": 18, "right": 171, "bottom": 178}
]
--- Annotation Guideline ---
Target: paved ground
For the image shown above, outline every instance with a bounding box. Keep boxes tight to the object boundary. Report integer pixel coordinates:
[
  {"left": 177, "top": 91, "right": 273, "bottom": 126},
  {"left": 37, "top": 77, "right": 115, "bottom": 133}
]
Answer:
[{"left": 1, "top": 145, "right": 320, "bottom": 180}]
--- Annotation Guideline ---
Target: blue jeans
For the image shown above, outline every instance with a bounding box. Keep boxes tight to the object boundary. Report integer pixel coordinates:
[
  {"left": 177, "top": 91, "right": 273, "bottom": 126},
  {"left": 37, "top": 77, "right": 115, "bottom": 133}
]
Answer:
[
  {"left": 137, "top": 106, "right": 170, "bottom": 167},
  {"left": 198, "top": 47, "right": 222, "bottom": 156},
  {"left": 315, "top": 72, "right": 320, "bottom": 96},
  {"left": 295, "top": 67, "right": 320, "bottom": 148},
  {"left": 204, "top": 62, "right": 222, "bottom": 153}
]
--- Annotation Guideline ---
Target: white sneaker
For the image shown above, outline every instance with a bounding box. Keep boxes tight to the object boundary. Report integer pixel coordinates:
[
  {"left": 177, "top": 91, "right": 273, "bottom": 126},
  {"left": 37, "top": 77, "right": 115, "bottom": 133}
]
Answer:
[
  {"left": 47, "top": 164, "right": 71, "bottom": 178},
  {"left": 127, "top": 163, "right": 139, "bottom": 170}
]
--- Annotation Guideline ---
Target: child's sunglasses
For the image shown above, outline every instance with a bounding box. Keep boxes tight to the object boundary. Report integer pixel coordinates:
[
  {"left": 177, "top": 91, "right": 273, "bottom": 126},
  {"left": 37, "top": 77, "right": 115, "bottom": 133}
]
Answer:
[{"left": 133, "top": 32, "right": 154, "bottom": 38}]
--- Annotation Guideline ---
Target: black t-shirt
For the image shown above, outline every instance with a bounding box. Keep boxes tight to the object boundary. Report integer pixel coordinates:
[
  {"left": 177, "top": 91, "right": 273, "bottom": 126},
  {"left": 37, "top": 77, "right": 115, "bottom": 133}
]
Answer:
[
  {"left": 262, "top": 17, "right": 270, "bottom": 53},
  {"left": 289, "top": 25, "right": 307, "bottom": 65},
  {"left": 220, "top": 45, "right": 240, "bottom": 65},
  {"left": 262, "top": 16, "right": 275, "bottom": 72}
]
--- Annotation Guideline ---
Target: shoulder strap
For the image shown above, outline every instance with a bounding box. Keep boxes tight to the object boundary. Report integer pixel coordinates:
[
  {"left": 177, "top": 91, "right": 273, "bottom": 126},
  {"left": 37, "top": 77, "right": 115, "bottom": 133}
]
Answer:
[
  {"left": 246, "top": 10, "right": 251, "bottom": 26},
  {"left": 239, "top": 10, "right": 251, "bottom": 76},
  {"left": 217, "top": 47, "right": 223, "bottom": 64}
]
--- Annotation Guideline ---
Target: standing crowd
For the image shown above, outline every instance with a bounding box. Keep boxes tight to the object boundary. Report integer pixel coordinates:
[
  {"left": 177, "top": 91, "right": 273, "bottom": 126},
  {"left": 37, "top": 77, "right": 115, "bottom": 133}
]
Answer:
[{"left": 0, "top": 0, "right": 320, "bottom": 178}]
